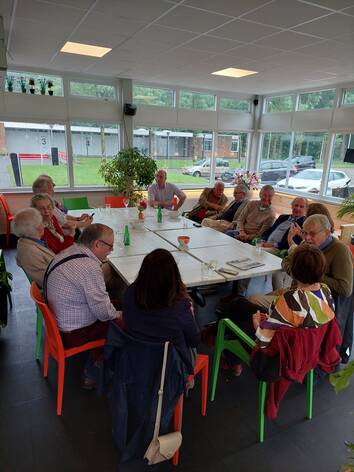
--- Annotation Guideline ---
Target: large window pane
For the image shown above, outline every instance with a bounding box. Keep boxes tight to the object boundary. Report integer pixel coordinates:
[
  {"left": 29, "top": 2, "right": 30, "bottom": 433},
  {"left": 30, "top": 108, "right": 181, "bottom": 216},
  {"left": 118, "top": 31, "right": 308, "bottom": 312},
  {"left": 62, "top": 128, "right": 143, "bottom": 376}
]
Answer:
[
  {"left": 342, "top": 89, "right": 354, "bottom": 106},
  {"left": 259, "top": 132, "right": 293, "bottom": 186},
  {"left": 70, "top": 81, "right": 116, "bottom": 100},
  {"left": 5, "top": 71, "right": 63, "bottom": 96},
  {"left": 71, "top": 123, "right": 120, "bottom": 186},
  {"left": 265, "top": 95, "right": 294, "bottom": 113},
  {"left": 0, "top": 122, "right": 68, "bottom": 188},
  {"left": 327, "top": 133, "right": 354, "bottom": 198},
  {"left": 179, "top": 90, "right": 215, "bottom": 110},
  {"left": 298, "top": 89, "right": 335, "bottom": 111},
  {"left": 133, "top": 85, "right": 174, "bottom": 107},
  {"left": 215, "top": 132, "right": 249, "bottom": 186},
  {"left": 276, "top": 132, "right": 328, "bottom": 194},
  {"left": 219, "top": 98, "right": 250, "bottom": 112},
  {"left": 133, "top": 127, "right": 214, "bottom": 186}
]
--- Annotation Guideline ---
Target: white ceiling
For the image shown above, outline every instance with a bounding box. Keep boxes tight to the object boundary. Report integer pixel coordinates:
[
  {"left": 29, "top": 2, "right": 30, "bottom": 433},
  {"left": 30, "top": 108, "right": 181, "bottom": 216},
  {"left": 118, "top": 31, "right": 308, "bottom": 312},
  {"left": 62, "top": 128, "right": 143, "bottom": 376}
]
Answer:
[{"left": 2, "top": 0, "right": 354, "bottom": 96}]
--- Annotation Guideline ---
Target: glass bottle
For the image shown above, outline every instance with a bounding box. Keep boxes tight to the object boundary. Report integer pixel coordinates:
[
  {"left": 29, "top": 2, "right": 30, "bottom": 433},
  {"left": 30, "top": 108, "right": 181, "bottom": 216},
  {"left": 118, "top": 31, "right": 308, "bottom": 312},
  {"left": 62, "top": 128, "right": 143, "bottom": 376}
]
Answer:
[
  {"left": 123, "top": 224, "right": 130, "bottom": 246},
  {"left": 157, "top": 207, "right": 162, "bottom": 223}
]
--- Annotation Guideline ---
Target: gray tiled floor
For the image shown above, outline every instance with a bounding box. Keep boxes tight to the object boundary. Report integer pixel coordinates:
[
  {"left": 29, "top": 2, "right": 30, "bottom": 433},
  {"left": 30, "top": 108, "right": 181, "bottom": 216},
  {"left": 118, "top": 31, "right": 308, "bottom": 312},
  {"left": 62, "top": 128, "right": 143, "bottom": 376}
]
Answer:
[{"left": 1, "top": 249, "right": 353, "bottom": 472}]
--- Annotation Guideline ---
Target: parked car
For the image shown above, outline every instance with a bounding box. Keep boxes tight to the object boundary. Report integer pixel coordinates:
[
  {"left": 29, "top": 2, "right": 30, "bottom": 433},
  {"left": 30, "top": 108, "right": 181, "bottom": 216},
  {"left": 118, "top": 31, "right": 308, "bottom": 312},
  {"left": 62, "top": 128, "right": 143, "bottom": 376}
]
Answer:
[
  {"left": 276, "top": 168, "right": 350, "bottom": 194},
  {"left": 219, "top": 160, "right": 296, "bottom": 184},
  {"left": 182, "top": 158, "right": 229, "bottom": 178},
  {"left": 289, "top": 155, "right": 316, "bottom": 171}
]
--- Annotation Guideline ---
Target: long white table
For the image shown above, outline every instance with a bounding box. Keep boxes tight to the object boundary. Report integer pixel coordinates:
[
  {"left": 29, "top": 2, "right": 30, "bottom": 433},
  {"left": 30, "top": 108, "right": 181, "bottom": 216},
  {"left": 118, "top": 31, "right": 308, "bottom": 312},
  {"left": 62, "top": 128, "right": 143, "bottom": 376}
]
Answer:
[{"left": 155, "top": 226, "right": 239, "bottom": 249}]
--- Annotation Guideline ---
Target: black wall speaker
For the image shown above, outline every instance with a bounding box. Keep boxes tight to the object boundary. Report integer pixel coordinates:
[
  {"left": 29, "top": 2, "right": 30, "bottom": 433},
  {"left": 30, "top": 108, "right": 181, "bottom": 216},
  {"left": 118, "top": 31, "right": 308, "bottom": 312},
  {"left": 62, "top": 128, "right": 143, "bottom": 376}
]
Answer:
[
  {"left": 253, "top": 96, "right": 259, "bottom": 106},
  {"left": 124, "top": 103, "right": 137, "bottom": 116}
]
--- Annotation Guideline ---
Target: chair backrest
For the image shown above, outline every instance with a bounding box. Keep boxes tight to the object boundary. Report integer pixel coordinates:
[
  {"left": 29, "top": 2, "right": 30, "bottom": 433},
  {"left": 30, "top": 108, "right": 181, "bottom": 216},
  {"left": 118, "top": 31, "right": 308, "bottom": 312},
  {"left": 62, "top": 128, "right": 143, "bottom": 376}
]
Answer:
[
  {"left": 0, "top": 194, "right": 12, "bottom": 218},
  {"left": 63, "top": 196, "right": 90, "bottom": 210},
  {"left": 30, "top": 282, "right": 65, "bottom": 357},
  {"left": 105, "top": 196, "right": 125, "bottom": 208}
]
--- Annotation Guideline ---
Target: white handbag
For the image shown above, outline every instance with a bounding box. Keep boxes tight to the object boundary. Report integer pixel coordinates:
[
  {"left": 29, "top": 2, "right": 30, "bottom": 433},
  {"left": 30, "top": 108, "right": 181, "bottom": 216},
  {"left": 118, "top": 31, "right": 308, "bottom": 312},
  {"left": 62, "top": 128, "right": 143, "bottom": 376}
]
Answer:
[{"left": 144, "top": 342, "right": 182, "bottom": 465}]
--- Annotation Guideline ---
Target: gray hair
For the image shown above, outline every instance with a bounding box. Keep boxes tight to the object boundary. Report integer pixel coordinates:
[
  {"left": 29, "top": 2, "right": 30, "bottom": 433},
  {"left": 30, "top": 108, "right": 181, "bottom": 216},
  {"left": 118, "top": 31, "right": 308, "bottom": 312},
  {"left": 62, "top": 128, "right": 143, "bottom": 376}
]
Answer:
[
  {"left": 13, "top": 208, "right": 43, "bottom": 238},
  {"left": 79, "top": 223, "right": 113, "bottom": 248},
  {"left": 304, "top": 214, "right": 331, "bottom": 231},
  {"left": 260, "top": 184, "right": 275, "bottom": 195},
  {"left": 32, "top": 177, "right": 52, "bottom": 194},
  {"left": 292, "top": 196, "right": 308, "bottom": 208},
  {"left": 214, "top": 181, "right": 225, "bottom": 189},
  {"left": 235, "top": 183, "right": 248, "bottom": 194},
  {"left": 31, "top": 193, "right": 55, "bottom": 209}
]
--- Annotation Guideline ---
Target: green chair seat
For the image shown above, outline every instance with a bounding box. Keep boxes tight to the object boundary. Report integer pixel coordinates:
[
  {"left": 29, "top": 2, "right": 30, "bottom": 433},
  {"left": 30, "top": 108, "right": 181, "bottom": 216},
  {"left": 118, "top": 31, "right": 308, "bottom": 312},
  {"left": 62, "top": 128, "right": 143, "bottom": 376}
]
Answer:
[
  {"left": 211, "top": 318, "right": 313, "bottom": 442},
  {"left": 63, "top": 196, "right": 91, "bottom": 210}
]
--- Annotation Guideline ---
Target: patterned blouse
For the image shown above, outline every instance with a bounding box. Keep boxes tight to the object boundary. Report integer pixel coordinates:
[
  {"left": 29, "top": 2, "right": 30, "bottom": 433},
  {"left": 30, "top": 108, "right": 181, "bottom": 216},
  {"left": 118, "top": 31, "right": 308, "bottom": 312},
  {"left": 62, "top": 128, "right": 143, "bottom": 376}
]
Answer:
[{"left": 256, "top": 283, "right": 335, "bottom": 347}]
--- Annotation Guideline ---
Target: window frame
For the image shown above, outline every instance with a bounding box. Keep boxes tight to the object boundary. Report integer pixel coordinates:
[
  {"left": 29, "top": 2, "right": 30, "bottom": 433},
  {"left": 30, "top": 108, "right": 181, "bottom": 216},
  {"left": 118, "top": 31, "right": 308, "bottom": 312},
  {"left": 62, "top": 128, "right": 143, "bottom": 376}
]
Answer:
[{"left": 133, "top": 84, "right": 175, "bottom": 107}]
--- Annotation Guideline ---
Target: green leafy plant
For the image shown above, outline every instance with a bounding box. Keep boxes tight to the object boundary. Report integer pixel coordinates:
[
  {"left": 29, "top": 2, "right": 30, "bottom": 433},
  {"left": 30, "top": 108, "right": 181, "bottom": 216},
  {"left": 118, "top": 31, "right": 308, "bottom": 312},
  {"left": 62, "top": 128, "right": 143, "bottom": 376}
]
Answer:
[
  {"left": 338, "top": 193, "right": 354, "bottom": 218},
  {"left": 19, "top": 77, "right": 26, "bottom": 93},
  {"left": 6, "top": 75, "right": 14, "bottom": 92},
  {"left": 39, "top": 78, "right": 47, "bottom": 95},
  {"left": 329, "top": 361, "right": 354, "bottom": 471},
  {"left": 99, "top": 147, "right": 157, "bottom": 206}
]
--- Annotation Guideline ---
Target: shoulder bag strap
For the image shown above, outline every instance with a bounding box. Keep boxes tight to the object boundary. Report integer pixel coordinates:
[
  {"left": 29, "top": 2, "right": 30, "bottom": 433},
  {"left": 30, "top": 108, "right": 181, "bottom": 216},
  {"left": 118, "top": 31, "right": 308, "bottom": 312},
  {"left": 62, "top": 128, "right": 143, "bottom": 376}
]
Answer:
[
  {"left": 43, "top": 253, "right": 89, "bottom": 303},
  {"left": 151, "top": 341, "right": 169, "bottom": 440}
]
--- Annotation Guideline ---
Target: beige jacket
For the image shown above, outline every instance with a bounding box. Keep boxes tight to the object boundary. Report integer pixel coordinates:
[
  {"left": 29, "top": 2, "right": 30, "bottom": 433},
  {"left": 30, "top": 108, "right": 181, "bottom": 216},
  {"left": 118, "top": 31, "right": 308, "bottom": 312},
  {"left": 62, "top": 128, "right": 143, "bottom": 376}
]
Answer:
[{"left": 16, "top": 238, "right": 55, "bottom": 287}]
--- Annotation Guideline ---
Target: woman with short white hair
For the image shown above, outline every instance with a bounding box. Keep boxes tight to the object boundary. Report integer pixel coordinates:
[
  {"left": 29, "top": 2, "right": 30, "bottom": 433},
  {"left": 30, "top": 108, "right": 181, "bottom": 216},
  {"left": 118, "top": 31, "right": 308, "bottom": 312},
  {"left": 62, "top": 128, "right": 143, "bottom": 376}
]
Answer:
[
  {"left": 13, "top": 208, "right": 55, "bottom": 287},
  {"left": 31, "top": 193, "right": 75, "bottom": 254}
]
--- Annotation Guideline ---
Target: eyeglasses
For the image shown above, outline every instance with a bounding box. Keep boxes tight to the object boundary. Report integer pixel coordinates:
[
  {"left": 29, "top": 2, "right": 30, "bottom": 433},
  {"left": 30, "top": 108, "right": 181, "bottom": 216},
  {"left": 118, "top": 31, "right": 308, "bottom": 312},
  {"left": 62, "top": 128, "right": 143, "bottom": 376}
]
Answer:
[
  {"left": 302, "top": 228, "right": 325, "bottom": 237},
  {"left": 99, "top": 239, "right": 114, "bottom": 250}
]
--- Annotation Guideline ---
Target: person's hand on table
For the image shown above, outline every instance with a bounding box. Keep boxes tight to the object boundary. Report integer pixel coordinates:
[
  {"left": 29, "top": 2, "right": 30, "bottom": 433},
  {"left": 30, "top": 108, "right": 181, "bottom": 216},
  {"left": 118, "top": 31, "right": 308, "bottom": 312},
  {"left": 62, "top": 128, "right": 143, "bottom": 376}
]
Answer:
[
  {"left": 237, "top": 231, "right": 249, "bottom": 241},
  {"left": 62, "top": 221, "right": 76, "bottom": 237},
  {"left": 78, "top": 213, "right": 90, "bottom": 221},
  {"left": 252, "top": 310, "right": 267, "bottom": 330}
]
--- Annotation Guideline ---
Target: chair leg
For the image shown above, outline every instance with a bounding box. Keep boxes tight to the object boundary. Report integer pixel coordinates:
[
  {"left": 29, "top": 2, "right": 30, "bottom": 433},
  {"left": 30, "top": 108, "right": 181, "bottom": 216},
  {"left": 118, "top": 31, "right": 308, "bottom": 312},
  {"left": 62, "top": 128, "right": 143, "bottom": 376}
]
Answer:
[
  {"left": 57, "top": 359, "right": 65, "bottom": 416},
  {"left": 35, "top": 309, "right": 42, "bottom": 361},
  {"left": 210, "top": 344, "right": 222, "bottom": 401},
  {"left": 43, "top": 340, "right": 49, "bottom": 378},
  {"left": 306, "top": 369, "right": 313, "bottom": 420},
  {"left": 201, "top": 358, "right": 209, "bottom": 416},
  {"left": 172, "top": 395, "right": 184, "bottom": 466},
  {"left": 258, "top": 382, "right": 267, "bottom": 443},
  {"left": 6, "top": 221, "right": 11, "bottom": 248}
]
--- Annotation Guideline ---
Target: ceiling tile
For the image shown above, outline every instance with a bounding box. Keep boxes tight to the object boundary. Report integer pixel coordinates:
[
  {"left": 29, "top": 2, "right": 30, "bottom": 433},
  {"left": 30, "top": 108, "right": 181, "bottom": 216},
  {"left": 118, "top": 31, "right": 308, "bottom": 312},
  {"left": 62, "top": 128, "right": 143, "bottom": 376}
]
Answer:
[
  {"left": 255, "top": 31, "right": 322, "bottom": 50},
  {"left": 51, "top": 52, "right": 99, "bottom": 71},
  {"left": 133, "top": 25, "right": 197, "bottom": 46},
  {"left": 16, "top": 0, "right": 86, "bottom": 23},
  {"left": 156, "top": 5, "right": 232, "bottom": 33},
  {"left": 293, "top": 12, "right": 354, "bottom": 39},
  {"left": 226, "top": 44, "right": 281, "bottom": 60},
  {"left": 185, "top": 35, "right": 244, "bottom": 53},
  {"left": 93, "top": 0, "right": 174, "bottom": 22},
  {"left": 38, "top": 0, "right": 95, "bottom": 8},
  {"left": 80, "top": 12, "right": 147, "bottom": 36},
  {"left": 242, "top": 0, "right": 330, "bottom": 28},
  {"left": 70, "top": 28, "right": 128, "bottom": 48},
  {"left": 212, "top": 19, "right": 281, "bottom": 42},
  {"left": 183, "top": 0, "right": 271, "bottom": 17},
  {"left": 302, "top": 0, "right": 354, "bottom": 10},
  {"left": 297, "top": 39, "right": 354, "bottom": 58}
]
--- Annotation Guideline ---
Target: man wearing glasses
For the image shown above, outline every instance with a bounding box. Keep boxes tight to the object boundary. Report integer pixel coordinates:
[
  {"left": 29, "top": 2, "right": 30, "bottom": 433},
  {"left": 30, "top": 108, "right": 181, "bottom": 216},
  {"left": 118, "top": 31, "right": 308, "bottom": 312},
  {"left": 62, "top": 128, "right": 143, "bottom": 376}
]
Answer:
[{"left": 46, "top": 223, "right": 121, "bottom": 351}]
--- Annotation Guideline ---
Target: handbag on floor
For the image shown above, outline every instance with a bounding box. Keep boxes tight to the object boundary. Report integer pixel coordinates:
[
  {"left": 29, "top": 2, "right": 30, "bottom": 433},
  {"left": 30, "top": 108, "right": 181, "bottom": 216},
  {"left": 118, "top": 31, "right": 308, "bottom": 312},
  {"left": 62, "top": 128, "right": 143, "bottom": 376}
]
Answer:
[{"left": 144, "top": 342, "right": 182, "bottom": 465}]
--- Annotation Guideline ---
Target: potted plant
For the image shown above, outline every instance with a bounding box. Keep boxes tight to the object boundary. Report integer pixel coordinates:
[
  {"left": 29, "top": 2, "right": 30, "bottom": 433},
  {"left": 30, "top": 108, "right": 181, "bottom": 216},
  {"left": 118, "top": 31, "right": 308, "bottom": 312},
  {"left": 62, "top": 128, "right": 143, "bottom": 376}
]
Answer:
[
  {"left": 29, "top": 78, "right": 35, "bottom": 94},
  {"left": 338, "top": 193, "right": 354, "bottom": 219},
  {"left": 99, "top": 147, "right": 157, "bottom": 206},
  {"left": 39, "top": 78, "right": 47, "bottom": 95},
  {"left": 47, "top": 80, "right": 53, "bottom": 95},
  {"left": 6, "top": 76, "right": 14, "bottom": 92},
  {"left": 19, "top": 77, "right": 26, "bottom": 93}
]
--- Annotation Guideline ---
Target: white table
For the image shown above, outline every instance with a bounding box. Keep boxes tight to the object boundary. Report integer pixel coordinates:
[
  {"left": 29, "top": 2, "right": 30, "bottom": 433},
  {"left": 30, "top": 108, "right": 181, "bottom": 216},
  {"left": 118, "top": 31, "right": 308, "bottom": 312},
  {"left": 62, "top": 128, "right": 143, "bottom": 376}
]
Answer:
[
  {"left": 109, "top": 250, "right": 225, "bottom": 288},
  {"left": 109, "top": 230, "right": 174, "bottom": 258},
  {"left": 144, "top": 216, "right": 194, "bottom": 231},
  {"left": 155, "top": 226, "right": 238, "bottom": 249},
  {"left": 189, "top": 243, "right": 282, "bottom": 281}
]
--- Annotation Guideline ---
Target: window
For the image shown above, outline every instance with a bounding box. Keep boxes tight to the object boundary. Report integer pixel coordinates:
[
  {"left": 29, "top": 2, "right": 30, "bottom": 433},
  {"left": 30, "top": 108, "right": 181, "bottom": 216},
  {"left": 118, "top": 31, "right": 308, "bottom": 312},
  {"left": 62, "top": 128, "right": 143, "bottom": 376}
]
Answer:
[
  {"left": 133, "top": 85, "right": 174, "bottom": 107},
  {"left": 327, "top": 133, "right": 354, "bottom": 199},
  {"left": 298, "top": 89, "right": 335, "bottom": 111},
  {"left": 179, "top": 90, "right": 215, "bottom": 110},
  {"left": 259, "top": 132, "right": 292, "bottom": 185},
  {"left": 342, "top": 89, "right": 354, "bottom": 106},
  {"left": 215, "top": 132, "right": 248, "bottom": 186},
  {"left": 70, "top": 122, "right": 120, "bottom": 186},
  {"left": 219, "top": 97, "right": 250, "bottom": 112},
  {"left": 70, "top": 81, "right": 116, "bottom": 100},
  {"left": 133, "top": 127, "right": 214, "bottom": 186},
  {"left": 5, "top": 71, "right": 63, "bottom": 96},
  {"left": 265, "top": 95, "right": 294, "bottom": 113},
  {"left": 0, "top": 121, "right": 68, "bottom": 188}
]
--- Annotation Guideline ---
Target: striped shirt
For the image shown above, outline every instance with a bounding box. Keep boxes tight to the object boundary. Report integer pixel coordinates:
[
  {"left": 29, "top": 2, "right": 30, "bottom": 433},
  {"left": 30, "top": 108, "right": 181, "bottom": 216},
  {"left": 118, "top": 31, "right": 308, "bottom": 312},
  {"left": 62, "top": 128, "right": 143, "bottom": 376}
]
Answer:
[
  {"left": 46, "top": 243, "right": 117, "bottom": 331},
  {"left": 256, "top": 283, "right": 335, "bottom": 347}
]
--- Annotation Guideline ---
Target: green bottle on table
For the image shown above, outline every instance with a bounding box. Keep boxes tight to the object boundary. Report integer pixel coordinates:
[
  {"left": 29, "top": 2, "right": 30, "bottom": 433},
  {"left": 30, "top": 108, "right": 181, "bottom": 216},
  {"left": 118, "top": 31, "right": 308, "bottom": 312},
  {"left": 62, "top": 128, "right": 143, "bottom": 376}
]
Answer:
[
  {"left": 157, "top": 207, "right": 162, "bottom": 223},
  {"left": 123, "top": 224, "right": 130, "bottom": 246}
]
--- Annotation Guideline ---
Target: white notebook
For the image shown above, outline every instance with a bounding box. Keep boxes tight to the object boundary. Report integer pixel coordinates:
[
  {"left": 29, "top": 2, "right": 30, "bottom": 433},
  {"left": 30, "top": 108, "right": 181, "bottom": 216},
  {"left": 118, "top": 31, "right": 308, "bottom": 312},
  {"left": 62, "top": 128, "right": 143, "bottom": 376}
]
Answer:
[{"left": 227, "top": 258, "right": 265, "bottom": 270}]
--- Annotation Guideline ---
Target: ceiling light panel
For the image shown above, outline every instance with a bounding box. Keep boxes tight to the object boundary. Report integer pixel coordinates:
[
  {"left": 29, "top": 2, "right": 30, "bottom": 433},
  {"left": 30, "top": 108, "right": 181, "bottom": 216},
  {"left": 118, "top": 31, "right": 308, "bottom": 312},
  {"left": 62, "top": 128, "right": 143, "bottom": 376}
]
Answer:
[
  {"left": 212, "top": 67, "right": 258, "bottom": 77},
  {"left": 60, "top": 41, "right": 111, "bottom": 57}
]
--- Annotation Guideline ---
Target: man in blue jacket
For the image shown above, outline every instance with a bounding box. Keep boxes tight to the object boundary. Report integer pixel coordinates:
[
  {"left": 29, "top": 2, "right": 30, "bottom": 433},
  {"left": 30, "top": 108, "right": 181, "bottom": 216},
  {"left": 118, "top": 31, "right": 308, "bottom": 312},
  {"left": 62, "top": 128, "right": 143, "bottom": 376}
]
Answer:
[{"left": 260, "top": 196, "right": 308, "bottom": 251}]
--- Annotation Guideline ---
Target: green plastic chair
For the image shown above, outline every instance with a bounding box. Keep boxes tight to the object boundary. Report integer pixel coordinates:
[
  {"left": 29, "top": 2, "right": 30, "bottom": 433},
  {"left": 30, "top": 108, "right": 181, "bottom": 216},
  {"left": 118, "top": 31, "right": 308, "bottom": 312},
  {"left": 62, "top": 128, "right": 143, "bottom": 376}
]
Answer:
[
  {"left": 210, "top": 318, "right": 313, "bottom": 442},
  {"left": 63, "top": 196, "right": 91, "bottom": 210},
  {"left": 24, "top": 272, "right": 43, "bottom": 361}
]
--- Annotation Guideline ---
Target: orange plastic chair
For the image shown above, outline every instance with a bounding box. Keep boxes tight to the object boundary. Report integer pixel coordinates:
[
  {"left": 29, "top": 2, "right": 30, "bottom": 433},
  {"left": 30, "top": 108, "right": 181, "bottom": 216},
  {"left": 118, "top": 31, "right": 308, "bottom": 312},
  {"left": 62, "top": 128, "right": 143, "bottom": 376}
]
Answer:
[
  {"left": 30, "top": 282, "right": 105, "bottom": 415},
  {"left": 104, "top": 196, "right": 126, "bottom": 208},
  {"left": 172, "top": 353, "right": 209, "bottom": 465},
  {"left": 0, "top": 194, "right": 15, "bottom": 247}
]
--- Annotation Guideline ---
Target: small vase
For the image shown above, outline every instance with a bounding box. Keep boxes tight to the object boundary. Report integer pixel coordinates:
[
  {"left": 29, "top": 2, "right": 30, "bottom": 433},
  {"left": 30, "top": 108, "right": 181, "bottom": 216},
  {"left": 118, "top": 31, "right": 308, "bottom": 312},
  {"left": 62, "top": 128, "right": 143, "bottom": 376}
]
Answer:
[
  {"left": 48, "top": 90, "right": 53, "bottom": 96},
  {"left": 21, "top": 88, "right": 26, "bottom": 93},
  {"left": 30, "top": 88, "right": 35, "bottom": 94},
  {"left": 7, "top": 86, "right": 13, "bottom": 92},
  {"left": 138, "top": 210, "right": 144, "bottom": 221}
]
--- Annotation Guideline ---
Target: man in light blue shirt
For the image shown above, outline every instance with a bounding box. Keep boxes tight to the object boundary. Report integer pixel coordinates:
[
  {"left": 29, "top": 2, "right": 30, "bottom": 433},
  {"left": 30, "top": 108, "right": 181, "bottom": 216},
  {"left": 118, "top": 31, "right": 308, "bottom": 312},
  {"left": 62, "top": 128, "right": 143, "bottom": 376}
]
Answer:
[{"left": 148, "top": 169, "right": 186, "bottom": 209}]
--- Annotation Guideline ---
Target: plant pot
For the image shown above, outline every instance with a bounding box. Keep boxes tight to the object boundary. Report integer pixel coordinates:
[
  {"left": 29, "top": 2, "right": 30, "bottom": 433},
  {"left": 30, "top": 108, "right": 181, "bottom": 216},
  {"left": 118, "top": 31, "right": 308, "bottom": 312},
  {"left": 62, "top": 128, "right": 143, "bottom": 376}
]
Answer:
[
  {"left": 40, "top": 90, "right": 45, "bottom": 95},
  {"left": 30, "top": 88, "right": 35, "bottom": 94},
  {"left": 7, "top": 86, "right": 13, "bottom": 92},
  {"left": 48, "top": 90, "right": 53, "bottom": 96}
]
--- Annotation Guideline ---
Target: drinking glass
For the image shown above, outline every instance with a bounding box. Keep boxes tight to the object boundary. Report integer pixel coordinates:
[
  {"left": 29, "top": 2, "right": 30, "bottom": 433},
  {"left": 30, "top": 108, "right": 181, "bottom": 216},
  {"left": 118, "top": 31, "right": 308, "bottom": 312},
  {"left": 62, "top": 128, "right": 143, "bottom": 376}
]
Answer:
[{"left": 123, "top": 198, "right": 129, "bottom": 209}]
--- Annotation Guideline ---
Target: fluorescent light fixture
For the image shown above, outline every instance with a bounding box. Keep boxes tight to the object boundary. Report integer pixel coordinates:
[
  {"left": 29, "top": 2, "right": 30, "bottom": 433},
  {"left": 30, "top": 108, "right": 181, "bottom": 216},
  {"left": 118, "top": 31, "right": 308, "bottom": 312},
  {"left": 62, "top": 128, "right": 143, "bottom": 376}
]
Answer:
[
  {"left": 211, "top": 67, "right": 258, "bottom": 78},
  {"left": 60, "top": 41, "right": 111, "bottom": 58}
]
